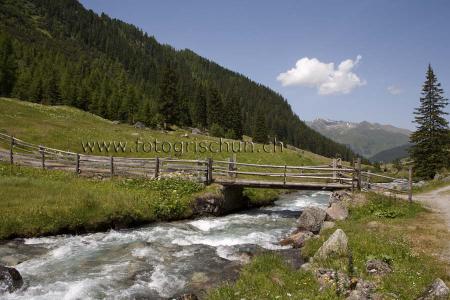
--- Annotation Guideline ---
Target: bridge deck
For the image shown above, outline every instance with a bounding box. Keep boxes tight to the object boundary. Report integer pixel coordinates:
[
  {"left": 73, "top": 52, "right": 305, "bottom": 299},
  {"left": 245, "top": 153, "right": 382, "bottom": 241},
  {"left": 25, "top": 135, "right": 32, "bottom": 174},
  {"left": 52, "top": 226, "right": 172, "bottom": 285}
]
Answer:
[{"left": 215, "top": 179, "right": 351, "bottom": 190}]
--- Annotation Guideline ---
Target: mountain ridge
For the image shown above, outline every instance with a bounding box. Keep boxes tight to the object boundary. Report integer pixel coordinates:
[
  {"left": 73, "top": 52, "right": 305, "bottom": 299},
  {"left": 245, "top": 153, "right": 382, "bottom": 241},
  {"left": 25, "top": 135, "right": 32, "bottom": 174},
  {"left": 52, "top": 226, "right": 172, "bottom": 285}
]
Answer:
[{"left": 307, "top": 118, "right": 411, "bottom": 159}]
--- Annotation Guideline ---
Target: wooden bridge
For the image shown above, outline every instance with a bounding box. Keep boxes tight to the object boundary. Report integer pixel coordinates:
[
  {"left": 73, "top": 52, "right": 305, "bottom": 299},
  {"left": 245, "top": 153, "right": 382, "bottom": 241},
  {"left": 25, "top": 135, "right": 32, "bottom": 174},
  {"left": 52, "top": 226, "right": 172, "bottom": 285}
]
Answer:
[{"left": 0, "top": 133, "right": 412, "bottom": 196}]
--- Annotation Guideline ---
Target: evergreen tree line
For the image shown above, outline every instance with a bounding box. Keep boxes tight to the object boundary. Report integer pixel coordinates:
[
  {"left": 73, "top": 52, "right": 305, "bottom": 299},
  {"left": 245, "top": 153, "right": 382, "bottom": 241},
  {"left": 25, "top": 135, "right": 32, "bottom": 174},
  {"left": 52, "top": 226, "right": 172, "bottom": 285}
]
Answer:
[{"left": 0, "top": 0, "right": 358, "bottom": 161}]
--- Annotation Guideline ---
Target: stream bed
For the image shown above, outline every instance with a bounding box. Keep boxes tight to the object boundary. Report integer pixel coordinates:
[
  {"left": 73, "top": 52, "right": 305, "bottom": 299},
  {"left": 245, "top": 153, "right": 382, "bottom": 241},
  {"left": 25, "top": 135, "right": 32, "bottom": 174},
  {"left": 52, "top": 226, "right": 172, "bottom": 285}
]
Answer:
[{"left": 1, "top": 190, "right": 330, "bottom": 299}]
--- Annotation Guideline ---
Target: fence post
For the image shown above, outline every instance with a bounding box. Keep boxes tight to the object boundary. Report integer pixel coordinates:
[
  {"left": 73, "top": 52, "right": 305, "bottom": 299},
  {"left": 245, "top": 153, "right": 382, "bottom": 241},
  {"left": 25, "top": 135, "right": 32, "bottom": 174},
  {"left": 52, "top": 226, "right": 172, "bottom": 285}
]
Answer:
[
  {"left": 337, "top": 158, "right": 343, "bottom": 183},
  {"left": 207, "top": 158, "right": 213, "bottom": 184},
  {"left": 332, "top": 158, "right": 337, "bottom": 182},
  {"left": 228, "top": 157, "right": 233, "bottom": 177},
  {"left": 110, "top": 156, "right": 114, "bottom": 177},
  {"left": 356, "top": 158, "right": 361, "bottom": 191},
  {"left": 75, "top": 153, "right": 80, "bottom": 174},
  {"left": 196, "top": 160, "right": 202, "bottom": 181},
  {"left": 39, "top": 146, "right": 45, "bottom": 169},
  {"left": 9, "top": 136, "right": 14, "bottom": 165},
  {"left": 283, "top": 165, "right": 287, "bottom": 184},
  {"left": 351, "top": 159, "right": 356, "bottom": 192},
  {"left": 233, "top": 154, "right": 237, "bottom": 178},
  {"left": 408, "top": 166, "right": 413, "bottom": 203},
  {"left": 154, "top": 157, "right": 160, "bottom": 179}
]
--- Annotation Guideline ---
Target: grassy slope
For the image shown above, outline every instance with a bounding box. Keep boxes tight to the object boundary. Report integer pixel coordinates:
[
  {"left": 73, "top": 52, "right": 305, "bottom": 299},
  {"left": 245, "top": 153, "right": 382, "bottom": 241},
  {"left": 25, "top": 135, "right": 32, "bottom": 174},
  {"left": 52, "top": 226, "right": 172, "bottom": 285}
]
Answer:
[
  {"left": 0, "top": 163, "right": 209, "bottom": 239},
  {"left": 0, "top": 98, "right": 328, "bottom": 166},
  {"left": 0, "top": 98, "right": 333, "bottom": 239},
  {"left": 208, "top": 193, "right": 450, "bottom": 299}
]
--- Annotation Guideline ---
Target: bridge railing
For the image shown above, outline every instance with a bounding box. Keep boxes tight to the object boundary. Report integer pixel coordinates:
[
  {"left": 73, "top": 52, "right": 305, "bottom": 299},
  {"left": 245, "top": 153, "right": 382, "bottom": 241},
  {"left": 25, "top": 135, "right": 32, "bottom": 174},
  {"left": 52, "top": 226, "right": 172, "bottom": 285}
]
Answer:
[
  {"left": 2, "top": 133, "right": 414, "bottom": 195},
  {"left": 212, "top": 157, "right": 355, "bottom": 187},
  {"left": 360, "top": 169, "right": 413, "bottom": 201}
]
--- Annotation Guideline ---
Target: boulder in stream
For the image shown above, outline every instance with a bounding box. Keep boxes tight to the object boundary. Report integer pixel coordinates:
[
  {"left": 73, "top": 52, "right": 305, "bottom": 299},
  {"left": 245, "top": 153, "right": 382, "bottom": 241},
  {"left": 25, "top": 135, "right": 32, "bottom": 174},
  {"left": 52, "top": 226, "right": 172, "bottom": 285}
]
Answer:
[
  {"left": 0, "top": 265, "right": 23, "bottom": 293},
  {"left": 297, "top": 207, "right": 327, "bottom": 233}
]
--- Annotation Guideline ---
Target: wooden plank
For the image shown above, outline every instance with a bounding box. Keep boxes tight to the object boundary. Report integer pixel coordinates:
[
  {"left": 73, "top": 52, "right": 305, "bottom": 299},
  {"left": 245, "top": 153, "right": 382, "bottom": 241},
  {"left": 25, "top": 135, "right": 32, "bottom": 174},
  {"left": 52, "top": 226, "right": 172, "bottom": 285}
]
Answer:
[
  {"left": 215, "top": 179, "right": 351, "bottom": 190},
  {"left": 161, "top": 158, "right": 206, "bottom": 163},
  {"left": 361, "top": 172, "right": 401, "bottom": 181}
]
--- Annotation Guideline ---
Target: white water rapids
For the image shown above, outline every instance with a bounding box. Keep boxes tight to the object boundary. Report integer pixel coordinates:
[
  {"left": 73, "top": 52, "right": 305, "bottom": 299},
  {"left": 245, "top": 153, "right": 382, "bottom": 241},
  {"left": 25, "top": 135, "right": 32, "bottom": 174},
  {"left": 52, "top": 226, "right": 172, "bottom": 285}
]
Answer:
[{"left": 1, "top": 190, "right": 330, "bottom": 299}]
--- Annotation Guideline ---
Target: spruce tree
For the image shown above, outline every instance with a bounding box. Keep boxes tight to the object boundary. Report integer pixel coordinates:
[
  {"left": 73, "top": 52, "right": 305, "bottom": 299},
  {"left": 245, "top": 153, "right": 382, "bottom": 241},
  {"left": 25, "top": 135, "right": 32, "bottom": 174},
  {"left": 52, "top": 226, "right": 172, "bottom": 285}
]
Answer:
[
  {"left": 223, "top": 95, "right": 243, "bottom": 139},
  {"left": 410, "top": 65, "right": 450, "bottom": 179},
  {"left": 191, "top": 86, "right": 207, "bottom": 128},
  {"left": 159, "top": 66, "right": 179, "bottom": 127},
  {"left": 43, "top": 74, "right": 61, "bottom": 105},
  {"left": 253, "top": 110, "right": 268, "bottom": 143},
  {"left": 0, "top": 33, "right": 17, "bottom": 96},
  {"left": 12, "top": 68, "right": 32, "bottom": 100},
  {"left": 207, "top": 87, "right": 224, "bottom": 127}
]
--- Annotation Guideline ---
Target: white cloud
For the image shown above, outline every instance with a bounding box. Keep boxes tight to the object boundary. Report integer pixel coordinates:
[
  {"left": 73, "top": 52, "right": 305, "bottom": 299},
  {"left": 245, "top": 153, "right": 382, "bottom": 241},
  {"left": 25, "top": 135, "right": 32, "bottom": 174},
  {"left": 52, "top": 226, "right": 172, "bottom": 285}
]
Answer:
[
  {"left": 387, "top": 85, "right": 403, "bottom": 95},
  {"left": 277, "top": 55, "right": 365, "bottom": 95}
]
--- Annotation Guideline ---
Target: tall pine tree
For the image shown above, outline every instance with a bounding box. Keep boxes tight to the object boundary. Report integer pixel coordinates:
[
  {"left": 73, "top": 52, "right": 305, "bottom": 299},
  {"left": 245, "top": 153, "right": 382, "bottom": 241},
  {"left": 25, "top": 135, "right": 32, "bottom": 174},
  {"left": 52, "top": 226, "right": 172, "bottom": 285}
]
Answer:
[
  {"left": 253, "top": 110, "right": 268, "bottom": 143},
  {"left": 207, "top": 86, "right": 224, "bottom": 127},
  {"left": 0, "top": 33, "right": 17, "bottom": 96},
  {"left": 223, "top": 94, "right": 243, "bottom": 139},
  {"left": 410, "top": 65, "right": 450, "bottom": 179},
  {"left": 159, "top": 66, "right": 179, "bottom": 127},
  {"left": 191, "top": 86, "right": 207, "bottom": 128}
]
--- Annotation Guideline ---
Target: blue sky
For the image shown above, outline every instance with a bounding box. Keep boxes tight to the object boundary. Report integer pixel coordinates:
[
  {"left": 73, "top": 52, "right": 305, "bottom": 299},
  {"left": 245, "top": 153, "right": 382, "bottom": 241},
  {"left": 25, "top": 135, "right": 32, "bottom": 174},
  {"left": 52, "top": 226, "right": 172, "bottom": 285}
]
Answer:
[{"left": 79, "top": 0, "right": 450, "bottom": 130}]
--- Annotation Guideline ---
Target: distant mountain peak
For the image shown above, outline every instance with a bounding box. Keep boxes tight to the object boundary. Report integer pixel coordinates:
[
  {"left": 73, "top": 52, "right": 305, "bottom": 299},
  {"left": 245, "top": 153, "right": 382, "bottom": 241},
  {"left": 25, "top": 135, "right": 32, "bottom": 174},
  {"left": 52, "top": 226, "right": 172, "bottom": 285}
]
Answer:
[
  {"left": 307, "top": 118, "right": 411, "bottom": 158},
  {"left": 309, "top": 118, "right": 411, "bottom": 136}
]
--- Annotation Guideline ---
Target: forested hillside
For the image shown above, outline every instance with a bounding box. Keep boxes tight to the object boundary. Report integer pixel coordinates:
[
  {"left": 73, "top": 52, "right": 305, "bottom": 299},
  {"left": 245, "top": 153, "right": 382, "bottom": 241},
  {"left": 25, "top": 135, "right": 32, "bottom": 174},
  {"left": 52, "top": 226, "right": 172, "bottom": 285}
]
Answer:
[
  {"left": 369, "top": 143, "right": 411, "bottom": 162},
  {"left": 0, "top": 0, "right": 356, "bottom": 160}
]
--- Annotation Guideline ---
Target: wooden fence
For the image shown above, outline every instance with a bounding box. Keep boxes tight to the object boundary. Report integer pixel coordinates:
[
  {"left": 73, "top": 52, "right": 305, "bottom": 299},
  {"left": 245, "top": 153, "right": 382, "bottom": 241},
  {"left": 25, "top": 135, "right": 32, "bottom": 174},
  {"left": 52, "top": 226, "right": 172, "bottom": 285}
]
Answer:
[{"left": 0, "top": 133, "right": 412, "bottom": 197}]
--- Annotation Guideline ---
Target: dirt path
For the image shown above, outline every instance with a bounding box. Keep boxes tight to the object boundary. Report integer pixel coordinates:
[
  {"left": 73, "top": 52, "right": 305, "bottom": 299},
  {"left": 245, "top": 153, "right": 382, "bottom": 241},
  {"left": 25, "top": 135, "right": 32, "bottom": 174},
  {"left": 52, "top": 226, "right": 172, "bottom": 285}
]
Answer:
[
  {"left": 409, "top": 185, "right": 450, "bottom": 269},
  {"left": 413, "top": 185, "right": 450, "bottom": 229}
]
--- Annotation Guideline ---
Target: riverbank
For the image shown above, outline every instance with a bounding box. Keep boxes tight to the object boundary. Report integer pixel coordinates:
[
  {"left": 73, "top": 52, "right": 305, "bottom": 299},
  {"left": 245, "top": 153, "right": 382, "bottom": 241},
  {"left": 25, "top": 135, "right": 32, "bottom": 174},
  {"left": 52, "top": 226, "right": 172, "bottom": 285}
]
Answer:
[
  {"left": 0, "top": 189, "right": 331, "bottom": 298},
  {"left": 208, "top": 192, "right": 450, "bottom": 299},
  {"left": 0, "top": 163, "right": 281, "bottom": 240}
]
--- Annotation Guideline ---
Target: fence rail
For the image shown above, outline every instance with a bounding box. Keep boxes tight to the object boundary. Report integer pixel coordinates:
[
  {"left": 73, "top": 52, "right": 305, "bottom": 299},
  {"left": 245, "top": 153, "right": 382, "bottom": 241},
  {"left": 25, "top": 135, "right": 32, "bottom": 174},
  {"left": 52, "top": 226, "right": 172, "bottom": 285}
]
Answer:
[{"left": 0, "top": 133, "right": 412, "bottom": 196}]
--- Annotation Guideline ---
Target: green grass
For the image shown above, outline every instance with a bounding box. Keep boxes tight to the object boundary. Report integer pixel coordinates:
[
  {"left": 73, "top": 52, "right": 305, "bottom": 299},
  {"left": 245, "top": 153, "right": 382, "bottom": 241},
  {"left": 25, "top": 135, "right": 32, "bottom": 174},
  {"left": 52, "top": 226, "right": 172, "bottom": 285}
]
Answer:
[
  {"left": 243, "top": 188, "right": 283, "bottom": 206},
  {"left": 0, "top": 162, "right": 284, "bottom": 240},
  {"left": 0, "top": 163, "right": 205, "bottom": 239},
  {"left": 207, "top": 254, "right": 337, "bottom": 300},
  {"left": 0, "top": 97, "right": 328, "bottom": 166},
  {"left": 208, "top": 193, "right": 449, "bottom": 299},
  {"left": 413, "top": 179, "right": 450, "bottom": 194}
]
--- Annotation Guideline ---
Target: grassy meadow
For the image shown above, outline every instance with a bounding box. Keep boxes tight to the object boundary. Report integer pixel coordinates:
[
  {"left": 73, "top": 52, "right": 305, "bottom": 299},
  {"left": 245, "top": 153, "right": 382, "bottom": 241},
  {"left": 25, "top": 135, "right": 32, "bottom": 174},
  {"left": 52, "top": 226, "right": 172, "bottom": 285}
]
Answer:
[
  {"left": 208, "top": 193, "right": 450, "bottom": 299},
  {"left": 0, "top": 97, "right": 329, "bottom": 166},
  {"left": 0, "top": 162, "right": 208, "bottom": 239},
  {"left": 0, "top": 98, "right": 336, "bottom": 240}
]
